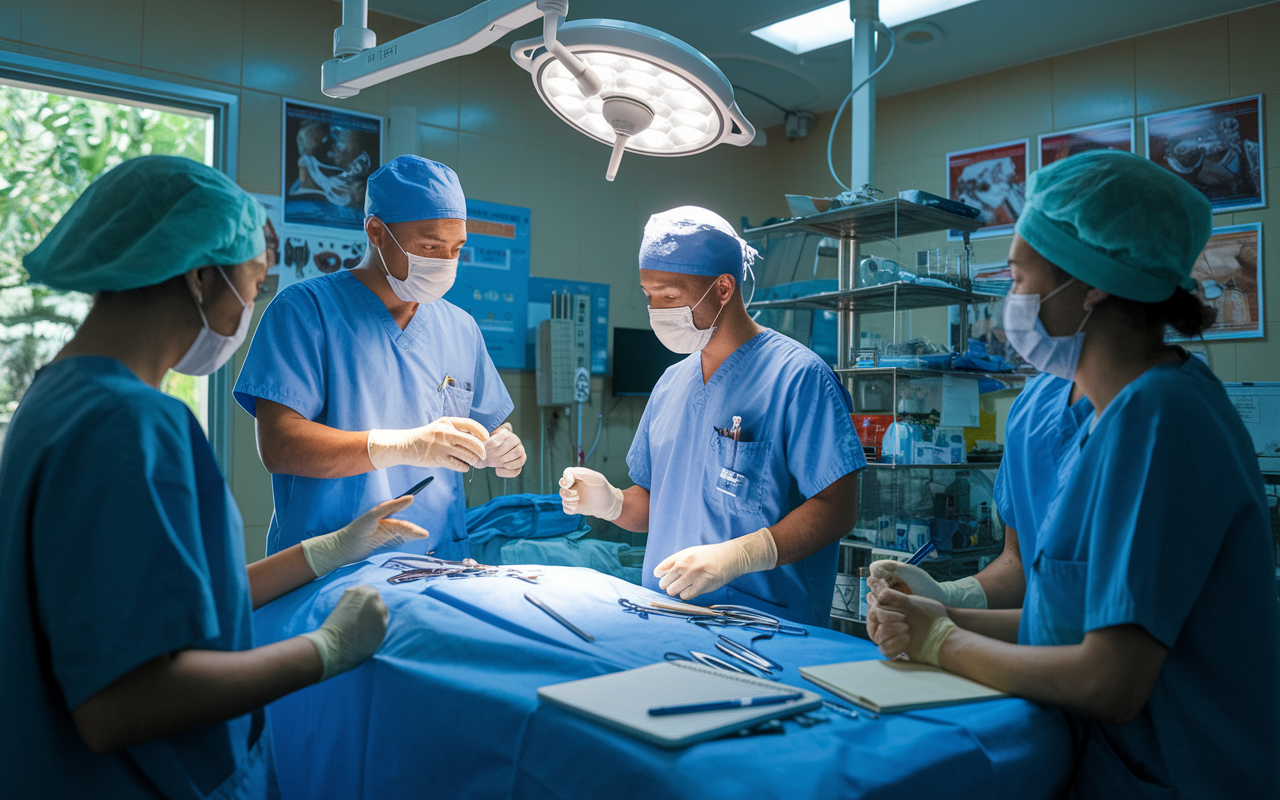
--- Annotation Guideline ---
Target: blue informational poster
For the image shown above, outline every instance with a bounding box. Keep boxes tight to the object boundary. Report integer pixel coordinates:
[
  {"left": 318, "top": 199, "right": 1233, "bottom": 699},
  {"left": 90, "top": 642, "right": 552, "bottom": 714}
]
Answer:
[
  {"left": 445, "top": 200, "right": 531, "bottom": 369},
  {"left": 526, "top": 278, "right": 610, "bottom": 374}
]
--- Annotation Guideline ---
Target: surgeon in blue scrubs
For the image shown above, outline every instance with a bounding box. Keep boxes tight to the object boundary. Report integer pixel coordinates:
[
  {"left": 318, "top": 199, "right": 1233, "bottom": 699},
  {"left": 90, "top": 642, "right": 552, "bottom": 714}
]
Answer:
[
  {"left": 874, "top": 372, "right": 1093, "bottom": 611},
  {"left": 560, "top": 206, "right": 864, "bottom": 626},
  {"left": 235, "top": 156, "right": 524, "bottom": 560},
  {"left": 867, "top": 151, "right": 1278, "bottom": 797},
  {"left": 0, "top": 156, "right": 424, "bottom": 798}
]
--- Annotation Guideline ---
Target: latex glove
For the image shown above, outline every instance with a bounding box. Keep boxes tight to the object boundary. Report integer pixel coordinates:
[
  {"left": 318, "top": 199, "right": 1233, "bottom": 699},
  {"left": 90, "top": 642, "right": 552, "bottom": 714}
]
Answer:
[
  {"left": 478, "top": 422, "right": 526, "bottom": 478},
  {"left": 367, "top": 417, "right": 488, "bottom": 472},
  {"left": 866, "top": 584, "right": 956, "bottom": 666},
  {"left": 654, "top": 528, "right": 778, "bottom": 601},
  {"left": 298, "top": 585, "right": 389, "bottom": 681},
  {"left": 869, "top": 560, "right": 988, "bottom": 609},
  {"left": 301, "top": 496, "right": 429, "bottom": 578},
  {"left": 558, "top": 467, "right": 624, "bottom": 521}
]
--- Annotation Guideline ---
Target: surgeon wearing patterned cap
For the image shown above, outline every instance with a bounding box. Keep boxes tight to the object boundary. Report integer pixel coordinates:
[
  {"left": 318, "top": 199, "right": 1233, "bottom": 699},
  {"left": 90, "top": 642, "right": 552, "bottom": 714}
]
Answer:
[
  {"left": 236, "top": 155, "right": 523, "bottom": 561},
  {"left": 2, "top": 155, "right": 415, "bottom": 797},
  {"left": 864, "top": 150, "right": 1278, "bottom": 799},
  {"left": 559, "top": 205, "right": 866, "bottom": 626}
]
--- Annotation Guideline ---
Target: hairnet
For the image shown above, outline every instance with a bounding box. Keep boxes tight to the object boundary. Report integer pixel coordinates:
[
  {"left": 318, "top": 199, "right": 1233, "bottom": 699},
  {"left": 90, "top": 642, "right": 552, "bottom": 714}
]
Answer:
[
  {"left": 23, "top": 156, "right": 266, "bottom": 293},
  {"left": 364, "top": 156, "right": 466, "bottom": 223},
  {"left": 639, "top": 206, "right": 758, "bottom": 283},
  {"left": 1014, "top": 150, "right": 1211, "bottom": 302}
]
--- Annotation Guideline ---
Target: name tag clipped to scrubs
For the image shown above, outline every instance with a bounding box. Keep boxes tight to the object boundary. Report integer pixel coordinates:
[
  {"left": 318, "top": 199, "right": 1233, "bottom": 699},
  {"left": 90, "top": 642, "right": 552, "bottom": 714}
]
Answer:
[{"left": 714, "top": 415, "right": 750, "bottom": 498}]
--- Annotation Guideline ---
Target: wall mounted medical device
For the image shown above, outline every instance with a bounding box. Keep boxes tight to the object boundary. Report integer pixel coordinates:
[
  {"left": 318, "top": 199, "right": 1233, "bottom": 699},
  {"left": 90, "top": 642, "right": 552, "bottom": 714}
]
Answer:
[{"left": 323, "top": 0, "right": 755, "bottom": 181}]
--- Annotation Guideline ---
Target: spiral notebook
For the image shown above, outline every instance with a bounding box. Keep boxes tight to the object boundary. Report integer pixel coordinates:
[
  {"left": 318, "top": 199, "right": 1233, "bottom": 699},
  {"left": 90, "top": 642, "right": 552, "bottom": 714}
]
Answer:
[{"left": 536, "top": 661, "right": 823, "bottom": 749}]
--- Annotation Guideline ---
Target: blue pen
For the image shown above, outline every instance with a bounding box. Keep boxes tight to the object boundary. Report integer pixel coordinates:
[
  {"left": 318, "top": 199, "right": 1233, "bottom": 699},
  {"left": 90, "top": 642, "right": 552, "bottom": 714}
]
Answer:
[
  {"left": 906, "top": 539, "right": 937, "bottom": 565},
  {"left": 648, "top": 691, "right": 804, "bottom": 716}
]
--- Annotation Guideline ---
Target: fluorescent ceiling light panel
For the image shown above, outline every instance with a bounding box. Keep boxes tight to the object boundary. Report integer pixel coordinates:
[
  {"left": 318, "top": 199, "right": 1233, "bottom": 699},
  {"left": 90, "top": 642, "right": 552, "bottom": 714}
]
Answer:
[{"left": 751, "top": 0, "right": 979, "bottom": 54}]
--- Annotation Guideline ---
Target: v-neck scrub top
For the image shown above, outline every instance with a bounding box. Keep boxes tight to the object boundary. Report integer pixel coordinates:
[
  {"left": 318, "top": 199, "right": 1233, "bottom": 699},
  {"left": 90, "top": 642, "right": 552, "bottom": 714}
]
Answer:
[
  {"left": 234, "top": 271, "right": 513, "bottom": 560},
  {"left": 626, "top": 329, "right": 866, "bottom": 626}
]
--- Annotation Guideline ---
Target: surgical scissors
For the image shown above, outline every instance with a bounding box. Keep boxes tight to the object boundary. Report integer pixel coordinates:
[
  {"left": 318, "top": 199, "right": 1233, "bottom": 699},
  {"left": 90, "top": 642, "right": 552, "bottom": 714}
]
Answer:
[
  {"left": 715, "top": 634, "right": 782, "bottom": 673},
  {"left": 618, "top": 598, "right": 809, "bottom": 637},
  {"left": 664, "top": 650, "right": 753, "bottom": 675}
]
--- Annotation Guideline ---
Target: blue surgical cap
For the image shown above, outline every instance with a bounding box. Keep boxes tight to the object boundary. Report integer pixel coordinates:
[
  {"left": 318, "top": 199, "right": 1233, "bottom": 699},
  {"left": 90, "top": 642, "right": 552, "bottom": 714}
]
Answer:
[
  {"left": 23, "top": 156, "right": 266, "bottom": 293},
  {"left": 364, "top": 155, "right": 466, "bottom": 223},
  {"left": 1015, "top": 150, "right": 1211, "bottom": 303},
  {"left": 639, "top": 206, "right": 758, "bottom": 283}
]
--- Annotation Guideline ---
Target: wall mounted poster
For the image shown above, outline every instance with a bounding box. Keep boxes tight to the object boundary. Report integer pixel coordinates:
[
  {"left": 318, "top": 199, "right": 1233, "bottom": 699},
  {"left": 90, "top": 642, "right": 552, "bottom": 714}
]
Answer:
[
  {"left": 443, "top": 199, "right": 531, "bottom": 369},
  {"left": 947, "top": 139, "right": 1028, "bottom": 240},
  {"left": 1145, "top": 95, "right": 1266, "bottom": 212},
  {"left": 1172, "top": 222, "right": 1264, "bottom": 341},
  {"left": 1039, "top": 119, "right": 1134, "bottom": 168},
  {"left": 282, "top": 99, "right": 382, "bottom": 230}
]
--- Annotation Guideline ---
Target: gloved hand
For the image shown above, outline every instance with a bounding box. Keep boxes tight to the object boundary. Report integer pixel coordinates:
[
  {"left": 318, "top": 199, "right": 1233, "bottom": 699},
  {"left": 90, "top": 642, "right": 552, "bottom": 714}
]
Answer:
[
  {"left": 478, "top": 422, "right": 526, "bottom": 478},
  {"left": 654, "top": 528, "right": 778, "bottom": 601},
  {"left": 868, "top": 560, "right": 988, "bottom": 608},
  {"left": 558, "top": 467, "right": 624, "bottom": 521},
  {"left": 301, "top": 496, "right": 429, "bottom": 578},
  {"left": 367, "top": 417, "right": 488, "bottom": 472},
  {"left": 298, "top": 585, "right": 390, "bottom": 681},
  {"left": 866, "top": 584, "right": 956, "bottom": 666}
]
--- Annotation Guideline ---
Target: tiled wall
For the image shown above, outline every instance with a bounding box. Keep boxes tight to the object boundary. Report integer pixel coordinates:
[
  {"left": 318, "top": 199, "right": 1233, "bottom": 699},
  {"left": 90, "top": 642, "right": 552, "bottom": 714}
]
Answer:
[
  {"left": 768, "top": 5, "right": 1280, "bottom": 381},
  {"left": 0, "top": 0, "right": 792, "bottom": 559}
]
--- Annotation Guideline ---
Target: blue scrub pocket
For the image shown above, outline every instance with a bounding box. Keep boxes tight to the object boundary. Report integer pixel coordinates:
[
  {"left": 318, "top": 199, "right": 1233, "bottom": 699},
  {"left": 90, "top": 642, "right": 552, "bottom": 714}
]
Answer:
[
  {"left": 1027, "top": 553, "right": 1088, "bottom": 646},
  {"left": 707, "top": 434, "right": 769, "bottom": 520},
  {"left": 440, "top": 383, "right": 474, "bottom": 417}
]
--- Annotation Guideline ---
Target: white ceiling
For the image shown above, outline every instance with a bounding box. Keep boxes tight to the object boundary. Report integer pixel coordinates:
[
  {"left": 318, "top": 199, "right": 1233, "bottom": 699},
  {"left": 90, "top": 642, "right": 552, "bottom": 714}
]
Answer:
[{"left": 362, "top": 0, "right": 1270, "bottom": 128}]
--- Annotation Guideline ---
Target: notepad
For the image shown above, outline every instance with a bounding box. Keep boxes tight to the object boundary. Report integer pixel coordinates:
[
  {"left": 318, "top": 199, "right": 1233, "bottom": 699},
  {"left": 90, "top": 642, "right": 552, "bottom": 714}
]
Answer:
[
  {"left": 800, "top": 659, "right": 1007, "bottom": 713},
  {"left": 537, "top": 661, "right": 823, "bottom": 748}
]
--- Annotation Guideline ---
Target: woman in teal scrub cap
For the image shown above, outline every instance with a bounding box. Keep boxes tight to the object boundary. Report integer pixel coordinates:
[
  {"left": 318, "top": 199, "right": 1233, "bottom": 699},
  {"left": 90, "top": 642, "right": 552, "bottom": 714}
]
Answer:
[
  {"left": 0, "top": 156, "right": 429, "bottom": 799},
  {"left": 866, "top": 150, "right": 1278, "bottom": 798}
]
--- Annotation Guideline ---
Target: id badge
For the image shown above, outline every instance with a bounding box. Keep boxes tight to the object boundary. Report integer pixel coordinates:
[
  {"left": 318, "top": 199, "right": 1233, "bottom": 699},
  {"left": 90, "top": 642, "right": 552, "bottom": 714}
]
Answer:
[{"left": 716, "top": 467, "right": 750, "bottom": 498}]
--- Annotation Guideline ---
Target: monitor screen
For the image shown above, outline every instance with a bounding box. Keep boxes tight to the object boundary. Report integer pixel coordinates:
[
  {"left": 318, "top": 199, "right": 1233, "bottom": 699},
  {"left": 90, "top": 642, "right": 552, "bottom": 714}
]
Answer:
[{"left": 611, "top": 327, "right": 686, "bottom": 396}]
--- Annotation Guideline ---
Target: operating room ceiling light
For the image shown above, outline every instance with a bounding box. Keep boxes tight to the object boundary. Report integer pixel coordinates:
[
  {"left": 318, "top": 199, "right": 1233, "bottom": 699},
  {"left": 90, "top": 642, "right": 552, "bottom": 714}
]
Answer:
[
  {"left": 512, "top": 20, "right": 756, "bottom": 181},
  {"left": 751, "top": 0, "right": 979, "bottom": 54}
]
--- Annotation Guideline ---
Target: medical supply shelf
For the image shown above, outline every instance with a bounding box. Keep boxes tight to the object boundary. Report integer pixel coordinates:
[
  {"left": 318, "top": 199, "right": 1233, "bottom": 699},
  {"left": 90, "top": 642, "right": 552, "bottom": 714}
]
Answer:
[
  {"left": 743, "top": 197, "right": 983, "bottom": 243},
  {"left": 748, "top": 281, "right": 994, "bottom": 314}
]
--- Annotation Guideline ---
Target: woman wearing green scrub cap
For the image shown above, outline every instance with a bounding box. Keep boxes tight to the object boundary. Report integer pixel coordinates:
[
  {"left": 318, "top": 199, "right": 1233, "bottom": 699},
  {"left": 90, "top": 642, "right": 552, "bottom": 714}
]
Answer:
[
  {"left": 0, "top": 156, "right": 428, "bottom": 798},
  {"left": 866, "top": 150, "right": 1278, "bottom": 798}
]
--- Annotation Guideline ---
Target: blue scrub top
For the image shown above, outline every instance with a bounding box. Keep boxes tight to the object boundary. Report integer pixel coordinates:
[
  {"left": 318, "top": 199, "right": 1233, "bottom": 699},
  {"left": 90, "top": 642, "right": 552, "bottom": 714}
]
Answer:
[
  {"left": 234, "top": 271, "right": 513, "bottom": 560},
  {"left": 0, "top": 357, "right": 274, "bottom": 799},
  {"left": 993, "top": 372, "right": 1093, "bottom": 584},
  {"left": 626, "top": 329, "right": 866, "bottom": 626},
  {"left": 1026, "top": 356, "right": 1279, "bottom": 798}
]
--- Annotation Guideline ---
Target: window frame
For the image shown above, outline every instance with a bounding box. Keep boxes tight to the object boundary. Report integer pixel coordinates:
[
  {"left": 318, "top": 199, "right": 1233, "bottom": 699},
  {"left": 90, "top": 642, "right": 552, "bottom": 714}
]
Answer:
[{"left": 0, "top": 51, "right": 242, "bottom": 474}]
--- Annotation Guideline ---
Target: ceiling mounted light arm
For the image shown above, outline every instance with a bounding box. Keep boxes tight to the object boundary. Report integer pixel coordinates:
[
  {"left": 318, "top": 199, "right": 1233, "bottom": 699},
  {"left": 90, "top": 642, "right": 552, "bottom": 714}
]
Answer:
[{"left": 537, "top": 0, "right": 602, "bottom": 97}]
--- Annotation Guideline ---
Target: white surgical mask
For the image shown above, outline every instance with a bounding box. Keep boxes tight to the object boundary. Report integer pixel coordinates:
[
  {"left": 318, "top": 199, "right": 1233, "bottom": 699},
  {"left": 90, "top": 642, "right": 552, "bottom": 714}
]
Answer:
[
  {"left": 173, "top": 266, "right": 251, "bottom": 377},
  {"left": 1002, "top": 278, "right": 1093, "bottom": 380},
  {"left": 374, "top": 224, "right": 457, "bottom": 305},
  {"left": 648, "top": 280, "right": 726, "bottom": 354}
]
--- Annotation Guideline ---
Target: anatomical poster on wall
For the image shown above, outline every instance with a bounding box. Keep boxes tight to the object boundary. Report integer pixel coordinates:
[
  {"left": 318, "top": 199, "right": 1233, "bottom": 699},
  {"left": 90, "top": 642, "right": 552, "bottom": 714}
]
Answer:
[
  {"left": 1039, "top": 119, "right": 1134, "bottom": 168},
  {"left": 1145, "top": 95, "right": 1266, "bottom": 213},
  {"left": 947, "top": 139, "right": 1028, "bottom": 240},
  {"left": 443, "top": 199, "right": 531, "bottom": 370},
  {"left": 282, "top": 99, "right": 382, "bottom": 230},
  {"left": 253, "top": 193, "right": 369, "bottom": 294},
  {"left": 1172, "top": 222, "right": 1264, "bottom": 341}
]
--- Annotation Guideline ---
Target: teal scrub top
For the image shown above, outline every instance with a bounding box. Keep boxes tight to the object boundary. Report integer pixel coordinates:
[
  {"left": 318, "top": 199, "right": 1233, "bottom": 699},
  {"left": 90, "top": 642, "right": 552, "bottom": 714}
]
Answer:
[
  {"left": 993, "top": 372, "right": 1093, "bottom": 583},
  {"left": 626, "top": 329, "right": 866, "bottom": 626},
  {"left": 0, "top": 357, "right": 275, "bottom": 799},
  {"left": 233, "top": 271, "right": 513, "bottom": 560},
  {"left": 1027, "top": 356, "right": 1279, "bottom": 798}
]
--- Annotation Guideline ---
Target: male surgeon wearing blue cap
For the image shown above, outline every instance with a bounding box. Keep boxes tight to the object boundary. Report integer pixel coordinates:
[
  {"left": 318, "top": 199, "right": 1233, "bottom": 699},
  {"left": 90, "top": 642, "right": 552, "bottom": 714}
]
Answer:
[
  {"left": 560, "top": 206, "right": 864, "bottom": 626},
  {"left": 236, "top": 156, "right": 524, "bottom": 560}
]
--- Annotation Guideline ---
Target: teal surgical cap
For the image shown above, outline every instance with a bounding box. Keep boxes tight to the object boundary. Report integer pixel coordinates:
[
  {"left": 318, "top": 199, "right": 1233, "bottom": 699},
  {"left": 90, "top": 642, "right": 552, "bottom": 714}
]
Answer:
[
  {"left": 364, "top": 155, "right": 466, "bottom": 223},
  {"left": 24, "top": 155, "right": 266, "bottom": 293},
  {"left": 639, "top": 205, "right": 758, "bottom": 283},
  {"left": 1015, "top": 149, "right": 1211, "bottom": 303}
]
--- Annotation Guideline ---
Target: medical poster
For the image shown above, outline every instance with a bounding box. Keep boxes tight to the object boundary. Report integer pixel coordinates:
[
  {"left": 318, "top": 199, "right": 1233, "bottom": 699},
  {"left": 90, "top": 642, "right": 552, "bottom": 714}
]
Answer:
[
  {"left": 443, "top": 199, "right": 531, "bottom": 369},
  {"left": 1145, "top": 95, "right": 1266, "bottom": 212},
  {"left": 1039, "top": 119, "right": 1134, "bottom": 168},
  {"left": 281, "top": 99, "right": 382, "bottom": 230},
  {"left": 526, "top": 278, "right": 610, "bottom": 374},
  {"left": 1171, "top": 222, "right": 1264, "bottom": 341},
  {"left": 252, "top": 192, "right": 368, "bottom": 295},
  {"left": 946, "top": 139, "right": 1028, "bottom": 240}
]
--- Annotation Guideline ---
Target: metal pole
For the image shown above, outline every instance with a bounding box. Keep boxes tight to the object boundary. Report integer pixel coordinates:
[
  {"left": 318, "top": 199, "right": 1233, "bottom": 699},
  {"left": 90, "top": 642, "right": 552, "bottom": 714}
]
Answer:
[
  {"left": 838, "top": 237, "right": 856, "bottom": 370},
  {"left": 849, "top": 0, "right": 878, "bottom": 192}
]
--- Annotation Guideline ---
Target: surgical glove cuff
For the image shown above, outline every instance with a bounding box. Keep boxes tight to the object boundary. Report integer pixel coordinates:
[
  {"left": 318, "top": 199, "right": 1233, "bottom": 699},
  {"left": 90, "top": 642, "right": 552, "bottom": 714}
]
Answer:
[
  {"left": 600, "top": 483, "right": 624, "bottom": 521},
  {"left": 913, "top": 616, "right": 958, "bottom": 667},
  {"left": 299, "top": 628, "right": 342, "bottom": 681},
  {"left": 367, "top": 429, "right": 403, "bottom": 470},
  {"left": 940, "top": 575, "right": 988, "bottom": 609},
  {"left": 734, "top": 527, "right": 778, "bottom": 575}
]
